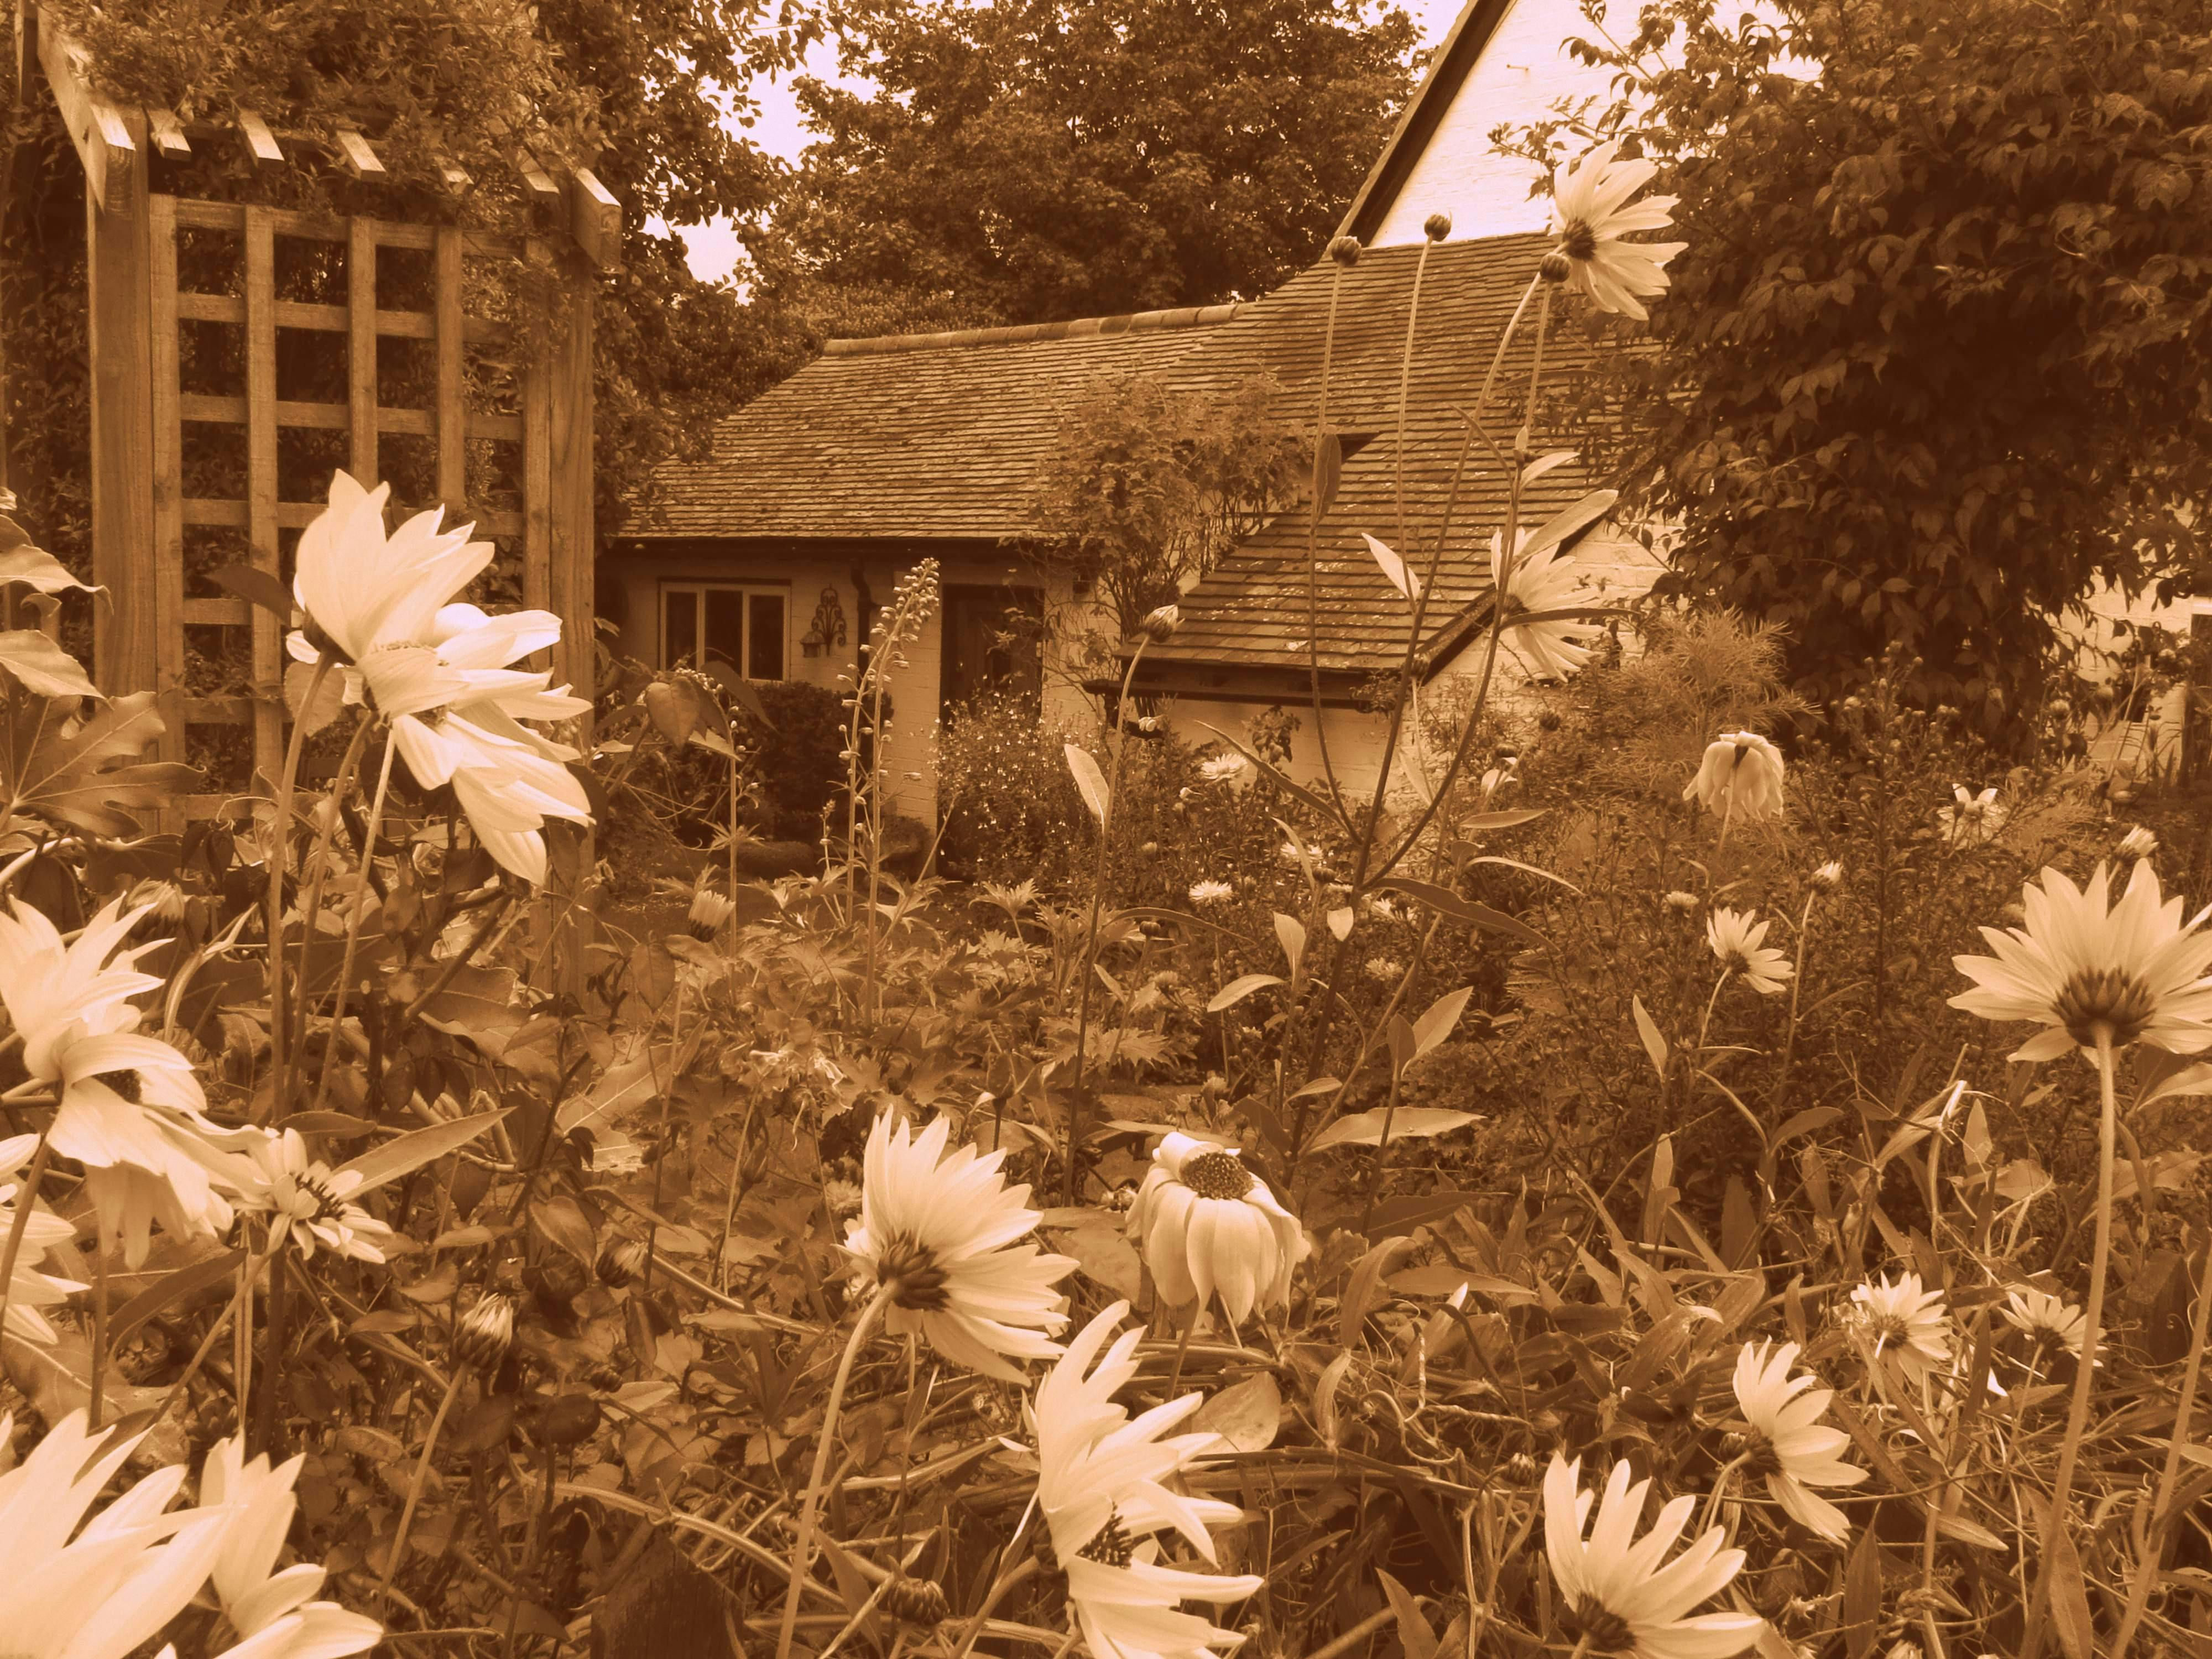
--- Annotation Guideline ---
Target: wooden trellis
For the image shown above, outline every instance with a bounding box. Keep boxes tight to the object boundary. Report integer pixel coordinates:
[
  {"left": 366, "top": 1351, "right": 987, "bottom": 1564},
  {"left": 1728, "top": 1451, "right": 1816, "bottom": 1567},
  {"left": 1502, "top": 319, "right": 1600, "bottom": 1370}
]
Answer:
[{"left": 18, "top": 2, "right": 608, "bottom": 821}]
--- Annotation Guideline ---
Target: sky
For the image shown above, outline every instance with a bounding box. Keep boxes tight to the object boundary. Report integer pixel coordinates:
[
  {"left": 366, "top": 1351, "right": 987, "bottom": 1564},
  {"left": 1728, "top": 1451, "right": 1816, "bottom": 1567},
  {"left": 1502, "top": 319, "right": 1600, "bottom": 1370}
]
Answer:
[{"left": 659, "top": 0, "right": 1474, "bottom": 284}]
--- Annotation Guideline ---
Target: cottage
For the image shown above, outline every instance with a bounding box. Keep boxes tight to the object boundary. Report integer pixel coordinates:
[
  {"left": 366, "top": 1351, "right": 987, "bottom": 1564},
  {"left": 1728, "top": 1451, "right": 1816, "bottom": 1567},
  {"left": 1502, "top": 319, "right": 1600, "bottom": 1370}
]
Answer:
[{"left": 611, "top": 0, "right": 1670, "bottom": 817}]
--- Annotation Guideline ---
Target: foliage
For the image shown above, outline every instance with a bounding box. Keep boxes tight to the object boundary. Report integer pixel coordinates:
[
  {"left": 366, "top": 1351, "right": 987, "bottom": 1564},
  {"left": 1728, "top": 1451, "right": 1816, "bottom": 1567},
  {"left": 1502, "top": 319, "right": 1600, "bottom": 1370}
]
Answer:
[
  {"left": 4, "top": 0, "right": 821, "bottom": 557},
  {"left": 757, "top": 0, "right": 1421, "bottom": 337},
  {"left": 1032, "top": 373, "right": 1308, "bottom": 640},
  {"left": 1515, "top": 0, "right": 2212, "bottom": 729}
]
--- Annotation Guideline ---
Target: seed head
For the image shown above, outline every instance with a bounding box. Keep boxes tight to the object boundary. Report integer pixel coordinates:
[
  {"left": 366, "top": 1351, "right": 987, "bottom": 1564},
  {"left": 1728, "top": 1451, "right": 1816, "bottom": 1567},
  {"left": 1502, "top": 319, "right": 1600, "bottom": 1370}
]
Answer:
[{"left": 1423, "top": 212, "right": 1452, "bottom": 242}]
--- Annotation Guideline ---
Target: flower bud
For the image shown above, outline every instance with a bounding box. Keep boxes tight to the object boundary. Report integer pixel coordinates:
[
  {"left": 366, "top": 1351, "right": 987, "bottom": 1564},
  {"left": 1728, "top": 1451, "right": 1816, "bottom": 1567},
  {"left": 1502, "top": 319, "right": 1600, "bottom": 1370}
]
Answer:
[
  {"left": 1809, "top": 860, "right": 1843, "bottom": 891},
  {"left": 1327, "top": 234, "right": 1363, "bottom": 267},
  {"left": 880, "top": 1577, "right": 951, "bottom": 1628},
  {"left": 1663, "top": 890, "right": 1700, "bottom": 912},
  {"left": 2119, "top": 825, "right": 2157, "bottom": 860},
  {"left": 454, "top": 1293, "right": 515, "bottom": 1373},
  {"left": 596, "top": 1238, "right": 650, "bottom": 1288},
  {"left": 1504, "top": 1451, "right": 1539, "bottom": 1485},
  {"left": 1539, "top": 248, "right": 1573, "bottom": 284},
  {"left": 687, "top": 886, "right": 736, "bottom": 941},
  {"left": 1423, "top": 212, "right": 1452, "bottom": 242},
  {"left": 1138, "top": 603, "right": 1181, "bottom": 643}
]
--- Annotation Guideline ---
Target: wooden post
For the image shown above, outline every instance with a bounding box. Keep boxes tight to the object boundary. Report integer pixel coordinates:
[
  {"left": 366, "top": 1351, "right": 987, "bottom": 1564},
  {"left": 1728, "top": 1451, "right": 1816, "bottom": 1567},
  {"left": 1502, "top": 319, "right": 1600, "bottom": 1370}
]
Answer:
[
  {"left": 434, "top": 227, "right": 466, "bottom": 514},
  {"left": 243, "top": 206, "right": 283, "bottom": 791},
  {"left": 348, "top": 218, "right": 378, "bottom": 483},
  {"left": 87, "top": 109, "right": 157, "bottom": 698},
  {"left": 549, "top": 278, "right": 594, "bottom": 716},
  {"left": 520, "top": 239, "right": 554, "bottom": 628},
  {"left": 148, "top": 192, "right": 186, "bottom": 761}
]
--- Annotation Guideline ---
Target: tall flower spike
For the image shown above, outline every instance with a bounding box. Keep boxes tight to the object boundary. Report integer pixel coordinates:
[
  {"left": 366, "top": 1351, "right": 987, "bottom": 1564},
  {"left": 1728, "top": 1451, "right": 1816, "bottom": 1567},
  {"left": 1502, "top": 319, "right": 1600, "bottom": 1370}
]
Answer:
[
  {"left": 1730, "top": 1342, "right": 1866, "bottom": 1545},
  {"left": 844, "top": 1112, "right": 1077, "bottom": 1381},
  {"left": 1949, "top": 861, "right": 2212, "bottom": 1062},
  {"left": 1034, "top": 1303, "right": 1263, "bottom": 1659},
  {"left": 1127, "top": 1133, "right": 1307, "bottom": 1326},
  {"left": 286, "top": 471, "right": 592, "bottom": 886},
  {"left": 1543, "top": 1455, "right": 1762, "bottom": 1659},
  {"left": 1545, "top": 139, "right": 1688, "bottom": 320}
]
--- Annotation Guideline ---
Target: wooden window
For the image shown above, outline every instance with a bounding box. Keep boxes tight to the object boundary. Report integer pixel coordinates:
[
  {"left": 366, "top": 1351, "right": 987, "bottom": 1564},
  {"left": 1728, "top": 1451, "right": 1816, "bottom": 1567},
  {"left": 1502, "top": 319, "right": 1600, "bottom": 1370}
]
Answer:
[{"left": 660, "top": 581, "right": 789, "bottom": 680}]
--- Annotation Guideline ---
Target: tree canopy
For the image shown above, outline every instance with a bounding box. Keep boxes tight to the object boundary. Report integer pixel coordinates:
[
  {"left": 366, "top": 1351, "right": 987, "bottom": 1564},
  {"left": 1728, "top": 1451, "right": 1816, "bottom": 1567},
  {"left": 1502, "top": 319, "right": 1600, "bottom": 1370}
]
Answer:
[
  {"left": 1528, "top": 0, "right": 2212, "bottom": 727},
  {"left": 757, "top": 0, "right": 1420, "bottom": 340}
]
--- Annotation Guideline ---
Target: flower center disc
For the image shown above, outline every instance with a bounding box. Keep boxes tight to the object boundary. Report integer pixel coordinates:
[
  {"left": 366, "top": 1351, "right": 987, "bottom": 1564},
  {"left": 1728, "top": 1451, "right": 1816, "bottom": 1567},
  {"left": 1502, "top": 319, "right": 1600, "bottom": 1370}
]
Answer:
[
  {"left": 1566, "top": 1595, "right": 1635, "bottom": 1654},
  {"left": 2052, "top": 966, "right": 2157, "bottom": 1048},
  {"left": 1181, "top": 1151, "right": 1255, "bottom": 1202},
  {"left": 1078, "top": 1512, "right": 1137, "bottom": 1569},
  {"left": 877, "top": 1233, "right": 950, "bottom": 1310}
]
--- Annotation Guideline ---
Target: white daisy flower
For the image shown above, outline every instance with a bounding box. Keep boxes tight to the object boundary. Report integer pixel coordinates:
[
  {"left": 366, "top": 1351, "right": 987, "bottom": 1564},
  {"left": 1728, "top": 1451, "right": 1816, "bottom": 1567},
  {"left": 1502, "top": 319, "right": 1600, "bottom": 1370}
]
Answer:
[
  {"left": 1937, "top": 785, "right": 2007, "bottom": 847},
  {"left": 0, "top": 896, "right": 236, "bottom": 1266},
  {"left": 1683, "top": 732, "right": 1786, "bottom": 824},
  {"left": 200, "top": 1437, "right": 383, "bottom": 1659},
  {"left": 1543, "top": 1454, "right": 1763, "bottom": 1658},
  {"left": 1491, "top": 528, "right": 1601, "bottom": 680},
  {"left": 2000, "top": 1287, "right": 2088, "bottom": 1358},
  {"left": 1730, "top": 1342, "right": 1867, "bottom": 1545},
  {"left": 222, "top": 1129, "right": 393, "bottom": 1264},
  {"left": 1706, "top": 907, "right": 1794, "bottom": 996},
  {"left": 1850, "top": 1271, "right": 1953, "bottom": 1385},
  {"left": 1950, "top": 861, "right": 2212, "bottom": 1061},
  {"left": 1198, "top": 754, "right": 1247, "bottom": 785},
  {"left": 0, "top": 1410, "right": 236, "bottom": 1659},
  {"left": 1032, "top": 1302, "right": 1263, "bottom": 1659},
  {"left": 1188, "top": 880, "right": 1234, "bottom": 906},
  {"left": 844, "top": 1113, "right": 1078, "bottom": 1381},
  {"left": 286, "top": 471, "right": 592, "bottom": 886},
  {"left": 1543, "top": 139, "right": 1688, "bottom": 321},
  {"left": 1126, "top": 1134, "right": 1307, "bottom": 1327},
  {"left": 2118, "top": 825, "right": 2157, "bottom": 861}
]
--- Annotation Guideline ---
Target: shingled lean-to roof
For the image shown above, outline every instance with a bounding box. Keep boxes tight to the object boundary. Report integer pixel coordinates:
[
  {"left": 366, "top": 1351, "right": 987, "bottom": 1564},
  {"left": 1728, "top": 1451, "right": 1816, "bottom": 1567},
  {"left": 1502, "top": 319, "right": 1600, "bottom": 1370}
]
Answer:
[
  {"left": 634, "top": 304, "right": 1244, "bottom": 542},
  {"left": 637, "top": 232, "right": 1626, "bottom": 678}
]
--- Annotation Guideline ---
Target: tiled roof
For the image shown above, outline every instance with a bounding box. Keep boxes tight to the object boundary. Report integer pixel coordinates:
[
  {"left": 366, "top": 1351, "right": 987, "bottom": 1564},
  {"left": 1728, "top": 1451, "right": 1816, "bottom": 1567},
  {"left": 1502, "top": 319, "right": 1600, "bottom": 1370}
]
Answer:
[
  {"left": 635, "top": 231, "right": 1630, "bottom": 677},
  {"left": 1150, "top": 233, "right": 1622, "bottom": 675},
  {"left": 632, "top": 304, "right": 1245, "bottom": 542}
]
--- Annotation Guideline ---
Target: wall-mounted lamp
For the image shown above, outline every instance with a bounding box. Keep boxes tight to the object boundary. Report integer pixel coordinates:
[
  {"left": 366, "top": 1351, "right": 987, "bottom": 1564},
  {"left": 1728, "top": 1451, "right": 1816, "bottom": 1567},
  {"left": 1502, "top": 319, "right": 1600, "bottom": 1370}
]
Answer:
[{"left": 802, "top": 586, "right": 847, "bottom": 659}]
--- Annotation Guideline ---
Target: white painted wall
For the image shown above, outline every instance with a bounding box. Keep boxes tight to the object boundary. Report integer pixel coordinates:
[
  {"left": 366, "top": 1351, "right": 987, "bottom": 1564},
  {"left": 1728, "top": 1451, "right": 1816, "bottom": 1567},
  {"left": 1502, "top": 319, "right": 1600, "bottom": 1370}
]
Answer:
[{"left": 1371, "top": 0, "right": 1636, "bottom": 247}]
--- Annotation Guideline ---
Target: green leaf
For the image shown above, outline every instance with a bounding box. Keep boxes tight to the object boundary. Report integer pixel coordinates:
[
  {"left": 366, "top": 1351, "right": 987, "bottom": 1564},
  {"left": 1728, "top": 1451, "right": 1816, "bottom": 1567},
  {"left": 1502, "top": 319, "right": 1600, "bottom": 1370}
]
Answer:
[
  {"left": 1065, "top": 743, "right": 1111, "bottom": 827},
  {"left": 1307, "top": 1107, "right": 1480, "bottom": 1152},
  {"left": 1272, "top": 911, "right": 1305, "bottom": 977},
  {"left": 1631, "top": 995, "right": 1670, "bottom": 1082},
  {"left": 208, "top": 564, "right": 297, "bottom": 620},
  {"left": 1375, "top": 876, "right": 1548, "bottom": 950},
  {"left": 1362, "top": 532, "right": 1422, "bottom": 602},
  {"left": 1315, "top": 429, "right": 1343, "bottom": 515},
  {"left": 336, "top": 1109, "right": 509, "bottom": 1197},
  {"left": 1377, "top": 1571, "right": 1439, "bottom": 1659},
  {"left": 0, "top": 538, "right": 97, "bottom": 598},
  {"left": 1411, "top": 987, "right": 1472, "bottom": 1058},
  {"left": 1206, "top": 973, "right": 1283, "bottom": 1013},
  {"left": 0, "top": 630, "right": 98, "bottom": 699},
  {"left": 7, "top": 691, "right": 200, "bottom": 836}
]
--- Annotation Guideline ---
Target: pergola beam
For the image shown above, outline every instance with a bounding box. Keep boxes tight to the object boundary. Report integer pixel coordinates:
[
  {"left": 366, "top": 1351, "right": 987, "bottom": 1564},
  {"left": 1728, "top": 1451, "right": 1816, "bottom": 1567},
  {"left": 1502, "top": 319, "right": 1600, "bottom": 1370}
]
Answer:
[{"left": 33, "top": 8, "right": 135, "bottom": 212}]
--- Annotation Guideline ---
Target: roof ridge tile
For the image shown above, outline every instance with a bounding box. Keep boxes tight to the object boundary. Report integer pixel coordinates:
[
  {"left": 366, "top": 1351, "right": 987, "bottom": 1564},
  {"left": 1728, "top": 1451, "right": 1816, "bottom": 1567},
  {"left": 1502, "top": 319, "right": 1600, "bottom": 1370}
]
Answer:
[{"left": 822, "top": 301, "right": 1245, "bottom": 357}]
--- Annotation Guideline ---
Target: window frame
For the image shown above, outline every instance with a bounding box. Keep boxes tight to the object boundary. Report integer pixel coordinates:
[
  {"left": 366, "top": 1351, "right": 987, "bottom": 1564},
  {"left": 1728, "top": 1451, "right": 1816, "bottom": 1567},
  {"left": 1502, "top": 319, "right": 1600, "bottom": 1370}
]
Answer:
[{"left": 658, "top": 580, "right": 791, "bottom": 681}]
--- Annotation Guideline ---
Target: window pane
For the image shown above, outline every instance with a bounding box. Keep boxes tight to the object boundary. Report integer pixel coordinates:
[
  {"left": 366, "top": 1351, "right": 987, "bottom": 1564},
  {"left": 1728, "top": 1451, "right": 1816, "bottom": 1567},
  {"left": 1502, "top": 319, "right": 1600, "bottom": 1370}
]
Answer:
[
  {"left": 703, "top": 588, "right": 745, "bottom": 674},
  {"left": 749, "top": 592, "right": 786, "bottom": 681},
  {"left": 664, "top": 588, "right": 698, "bottom": 667}
]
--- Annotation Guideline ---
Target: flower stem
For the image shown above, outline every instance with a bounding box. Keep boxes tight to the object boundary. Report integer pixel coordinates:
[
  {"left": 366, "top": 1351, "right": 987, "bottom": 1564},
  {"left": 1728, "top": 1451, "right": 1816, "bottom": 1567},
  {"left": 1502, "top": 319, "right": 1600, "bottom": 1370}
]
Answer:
[
  {"left": 379, "top": 1364, "right": 465, "bottom": 1601},
  {"left": 87, "top": 1241, "right": 109, "bottom": 1431},
  {"left": 308, "top": 732, "right": 398, "bottom": 1118},
  {"left": 2023, "top": 1032, "right": 2120, "bottom": 1659},
  {"left": 775, "top": 1282, "right": 894, "bottom": 1659},
  {"left": 278, "top": 712, "right": 374, "bottom": 1117},
  {"left": 268, "top": 655, "right": 335, "bottom": 1089},
  {"left": 0, "top": 1129, "right": 53, "bottom": 1348},
  {"left": 2111, "top": 1230, "right": 2212, "bottom": 1655}
]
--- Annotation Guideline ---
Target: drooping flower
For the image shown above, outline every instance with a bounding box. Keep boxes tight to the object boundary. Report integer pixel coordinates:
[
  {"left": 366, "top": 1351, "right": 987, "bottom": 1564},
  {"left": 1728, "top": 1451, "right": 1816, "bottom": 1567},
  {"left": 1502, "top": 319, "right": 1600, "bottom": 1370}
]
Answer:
[
  {"left": 1730, "top": 1342, "right": 1867, "bottom": 1545},
  {"left": 1490, "top": 528, "right": 1601, "bottom": 680},
  {"left": 2119, "top": 825, "right": 2158, "bottom": 861},
  {"left": 1543, "top": 139, "right": 1688, "bottom": 321},
  {"left": 0, "top": 1409, "right": 236, "bottom": 1659},
  {"left": 1126, "top": 1134, "right": 1307, "bottom": 1327},
  {"left": 1543, "top": 1455, "right": 1763, "bottom": 1659},
  {"left": 286, "top": 471, "right": 592, "bottom": 886},
  {"left": 1683, "top": 733, "right": 1786, "bottom": 824},
  {"left": 844, "top": 1112, "right": 1077, "bottom": 1381},
  {"left": 2001, "top": 1287, "right": 2089, "bottom": 1359},
  {"left": 223, "top": 1129, "right": 392, "bottom": 1264},
  {"left": 1188, "top": 880, "right": 1234, "bottom": 906},
  {"left": 1707, "top": 907, "right": 1793, "bottom": 996},
  {"left": 1032, "top": 1303, "right": 1263, "bottom": 1659},
  {"left": 200, "top": 1437, "right": 382, "bottom": 1659},
  {"left": 1851, "top": 1272, "right": 1952, "bottom": 1385},
  {"left": 0, "top": 1133, "right": 86, "bottom": 1344},
  {"left": 1937, "top": 785, "right": 2007, "bottom": 847},
  {"left": 1949, "top": 861, "right": 2212, "bottom": 1062},
  {"left": 0, "top": 896, "right": 237, "bottom": 1266}
]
